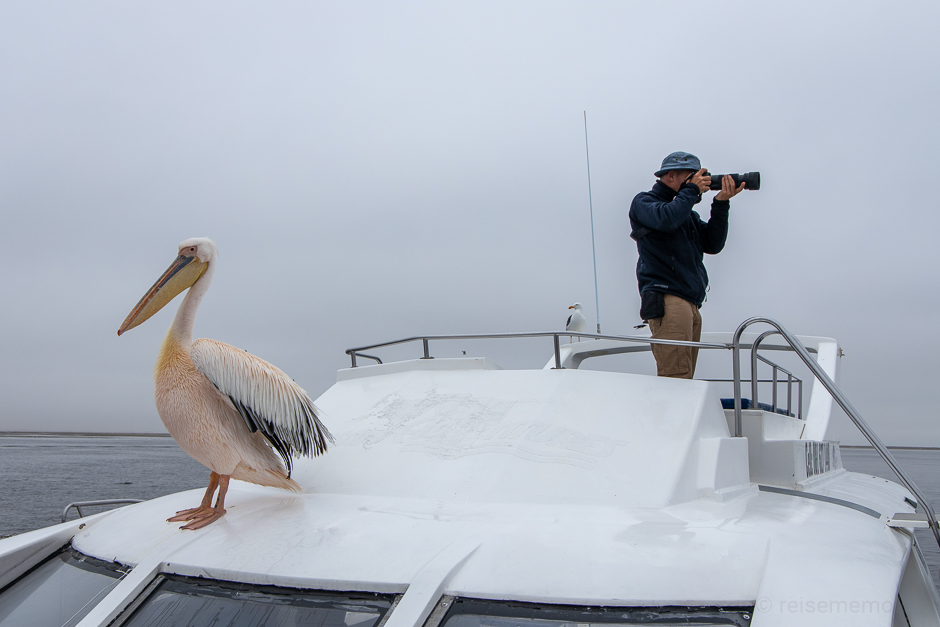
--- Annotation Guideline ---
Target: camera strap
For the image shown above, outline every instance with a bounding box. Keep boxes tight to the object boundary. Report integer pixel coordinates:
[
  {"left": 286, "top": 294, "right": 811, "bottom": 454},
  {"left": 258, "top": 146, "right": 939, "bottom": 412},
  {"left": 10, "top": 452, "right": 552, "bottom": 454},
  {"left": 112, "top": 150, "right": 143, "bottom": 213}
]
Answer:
[{"left": 631, "top": 225, "right": 653, "bottom": 241}]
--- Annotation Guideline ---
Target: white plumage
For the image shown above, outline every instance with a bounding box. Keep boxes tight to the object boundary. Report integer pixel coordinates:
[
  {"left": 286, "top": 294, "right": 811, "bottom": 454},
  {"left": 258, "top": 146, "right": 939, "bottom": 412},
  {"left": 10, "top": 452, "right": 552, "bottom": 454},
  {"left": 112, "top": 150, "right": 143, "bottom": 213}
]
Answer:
[
  {"left": 191, "top": 338, "right": 331, "bottom": 475},
  {"left": 118, "top": 237, "right": 332, "bottom": 529},
  {"left": 566, "top": 302, "right": 587, "bottom": 335}
]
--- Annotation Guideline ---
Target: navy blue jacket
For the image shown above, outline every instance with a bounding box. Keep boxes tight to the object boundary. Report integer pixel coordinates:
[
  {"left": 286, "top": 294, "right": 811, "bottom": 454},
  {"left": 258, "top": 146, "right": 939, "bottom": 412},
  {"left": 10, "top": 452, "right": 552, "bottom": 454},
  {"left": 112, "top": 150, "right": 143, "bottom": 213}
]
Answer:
[{"left": 629, "top": 181, "right": 730, "bottom": 307}]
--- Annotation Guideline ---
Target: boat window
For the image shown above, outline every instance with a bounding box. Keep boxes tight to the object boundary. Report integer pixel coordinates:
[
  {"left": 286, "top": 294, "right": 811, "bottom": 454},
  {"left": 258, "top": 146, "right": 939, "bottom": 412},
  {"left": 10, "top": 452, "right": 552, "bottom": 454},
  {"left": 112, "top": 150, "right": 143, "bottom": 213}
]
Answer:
[
  {"left": 0, "top": 547, "right": 128, "bottom": 627},
  {"left": 120, "top": 574, "right": 395, "bottom": 627},
  {"left": 436, "top": 598, "right": 752, "bottom": 627}
]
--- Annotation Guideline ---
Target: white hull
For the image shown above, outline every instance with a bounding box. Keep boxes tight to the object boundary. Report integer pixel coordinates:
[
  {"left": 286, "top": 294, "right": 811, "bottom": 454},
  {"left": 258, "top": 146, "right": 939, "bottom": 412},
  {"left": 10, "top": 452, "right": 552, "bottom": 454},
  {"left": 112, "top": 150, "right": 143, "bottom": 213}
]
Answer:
[{"left": 1, "top": 328, "right": 938, "bottom": 626}]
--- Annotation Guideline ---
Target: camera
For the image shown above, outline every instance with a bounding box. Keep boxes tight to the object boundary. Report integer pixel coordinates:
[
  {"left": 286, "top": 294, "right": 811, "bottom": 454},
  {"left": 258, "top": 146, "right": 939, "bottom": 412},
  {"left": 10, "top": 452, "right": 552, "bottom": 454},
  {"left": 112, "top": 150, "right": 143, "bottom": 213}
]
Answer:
[{"left": 706, "top": 171, "right": 760, "bottom": 191}]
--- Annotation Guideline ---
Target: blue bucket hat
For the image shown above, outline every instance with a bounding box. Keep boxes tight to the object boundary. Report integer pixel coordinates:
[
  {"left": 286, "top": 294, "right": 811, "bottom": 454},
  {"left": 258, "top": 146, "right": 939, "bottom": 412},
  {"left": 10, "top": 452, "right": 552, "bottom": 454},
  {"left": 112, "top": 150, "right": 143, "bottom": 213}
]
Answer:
[{"left": 654, "top": 151, "right": 701, "bottom": 177}]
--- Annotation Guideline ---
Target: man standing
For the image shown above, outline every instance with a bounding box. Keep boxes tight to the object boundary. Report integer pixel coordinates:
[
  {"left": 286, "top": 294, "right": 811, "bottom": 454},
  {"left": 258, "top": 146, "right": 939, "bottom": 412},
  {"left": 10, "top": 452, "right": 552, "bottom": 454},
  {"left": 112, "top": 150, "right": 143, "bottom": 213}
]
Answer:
[{"left": 629, "top": 151, "right": 744, "bottom": 379}]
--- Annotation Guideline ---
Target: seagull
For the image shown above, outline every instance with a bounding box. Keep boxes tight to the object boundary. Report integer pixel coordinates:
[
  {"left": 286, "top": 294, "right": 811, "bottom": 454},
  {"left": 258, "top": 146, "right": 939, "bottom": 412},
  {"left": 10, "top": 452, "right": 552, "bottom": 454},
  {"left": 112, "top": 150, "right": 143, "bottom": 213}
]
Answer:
[
  {"left": 566, "top": 302, "right": 587, "bottom": 342},
  {"left": 118, "top": 238, "right": 333, "bottom": 530}
]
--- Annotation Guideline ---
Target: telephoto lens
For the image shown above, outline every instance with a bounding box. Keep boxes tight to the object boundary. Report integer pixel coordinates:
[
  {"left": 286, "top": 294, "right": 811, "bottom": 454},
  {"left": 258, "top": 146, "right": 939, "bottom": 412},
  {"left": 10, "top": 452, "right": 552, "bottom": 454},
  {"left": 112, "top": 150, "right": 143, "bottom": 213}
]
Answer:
[{"left": 707, "top": 172, "right": 760, "bottom": 191}]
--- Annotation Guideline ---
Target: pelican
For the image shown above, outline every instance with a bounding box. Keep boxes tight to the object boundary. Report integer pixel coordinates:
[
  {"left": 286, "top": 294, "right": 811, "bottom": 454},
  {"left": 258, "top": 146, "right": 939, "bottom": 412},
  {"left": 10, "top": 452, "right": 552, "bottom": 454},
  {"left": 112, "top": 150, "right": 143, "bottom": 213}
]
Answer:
[
  {"left": 118, "top": 238, "right": 332, "bottom": 530},
  {"left": 566, "top": 302, "right": 587, "bottom": 342}
]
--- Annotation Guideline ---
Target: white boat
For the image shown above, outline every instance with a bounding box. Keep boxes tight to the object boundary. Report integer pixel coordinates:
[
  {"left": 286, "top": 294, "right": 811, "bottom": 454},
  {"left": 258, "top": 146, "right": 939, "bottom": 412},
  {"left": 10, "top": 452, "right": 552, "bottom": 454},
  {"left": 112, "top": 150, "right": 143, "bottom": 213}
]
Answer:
[{"left": 1, "top": 318, "right": 939, "bottom": 626}]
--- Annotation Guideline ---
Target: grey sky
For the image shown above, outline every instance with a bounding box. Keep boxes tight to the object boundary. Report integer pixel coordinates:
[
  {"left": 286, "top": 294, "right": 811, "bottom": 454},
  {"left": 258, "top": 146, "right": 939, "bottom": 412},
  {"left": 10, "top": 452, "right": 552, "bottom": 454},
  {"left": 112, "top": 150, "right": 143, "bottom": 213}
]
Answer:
[{"left": 1, "top": 2, "right": 938, "bottom": 445}]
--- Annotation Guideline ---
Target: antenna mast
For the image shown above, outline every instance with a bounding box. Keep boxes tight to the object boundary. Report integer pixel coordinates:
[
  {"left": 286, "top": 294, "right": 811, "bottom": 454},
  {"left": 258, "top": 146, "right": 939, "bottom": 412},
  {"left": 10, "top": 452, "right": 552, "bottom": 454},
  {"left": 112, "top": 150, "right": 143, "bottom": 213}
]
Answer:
[{"left": 583, "top": 111, "right": 601, "bottom": 334}]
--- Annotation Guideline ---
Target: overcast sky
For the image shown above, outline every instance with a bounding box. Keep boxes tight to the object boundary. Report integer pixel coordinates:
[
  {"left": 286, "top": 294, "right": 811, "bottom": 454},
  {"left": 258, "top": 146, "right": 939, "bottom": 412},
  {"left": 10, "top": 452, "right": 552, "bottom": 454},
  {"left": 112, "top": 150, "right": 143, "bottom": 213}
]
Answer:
[{"left": 2, "top": 1, "right": 938, "bottom": 446}]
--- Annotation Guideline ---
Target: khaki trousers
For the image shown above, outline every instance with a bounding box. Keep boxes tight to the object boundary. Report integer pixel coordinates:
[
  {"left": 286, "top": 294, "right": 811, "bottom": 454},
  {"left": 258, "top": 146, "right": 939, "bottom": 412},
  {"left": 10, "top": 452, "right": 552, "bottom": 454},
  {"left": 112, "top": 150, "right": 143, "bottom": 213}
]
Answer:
[{"left": 648, "top": 294, "right": 702, "bottom": 379}]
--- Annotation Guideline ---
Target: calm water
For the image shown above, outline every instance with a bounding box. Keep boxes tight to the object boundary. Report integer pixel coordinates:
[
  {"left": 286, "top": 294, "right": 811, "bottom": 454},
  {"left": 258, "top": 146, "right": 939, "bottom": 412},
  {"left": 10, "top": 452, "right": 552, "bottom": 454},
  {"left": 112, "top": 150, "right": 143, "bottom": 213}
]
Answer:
[
  {"left": 0, "top": 436, "right": 938, "bottom": 588},
  {"left": 0, "top": 435, "right": 206, "bottom": 538}
]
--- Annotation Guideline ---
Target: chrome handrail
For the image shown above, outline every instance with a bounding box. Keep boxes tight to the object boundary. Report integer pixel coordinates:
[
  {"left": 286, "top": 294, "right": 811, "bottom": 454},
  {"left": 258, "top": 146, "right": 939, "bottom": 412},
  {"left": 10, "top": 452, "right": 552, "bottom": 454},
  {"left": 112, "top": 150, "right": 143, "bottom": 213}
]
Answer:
[
  {"left": 356, "top": 353, "right": 383, "bottom": 365},
  {"left": 346, "top": 322, "right": 938, "bottom": 546},
  {"left": 346, "top": 331, "right": 729, "bottom": 368},
  {"left": 732, "top": 317, "right": 940, "bottom": 548},
  {"left": 62, "top": 499, "right": 144, "bottom": 523},
  {"left": 751, "top": 330, "right": 778, "bottom": 403},
  {"left": 750, "top": 330, "right": 802, "bottom": 419},
  {"left": 755, "top": 354, "right": 802, "bottom": 419}
]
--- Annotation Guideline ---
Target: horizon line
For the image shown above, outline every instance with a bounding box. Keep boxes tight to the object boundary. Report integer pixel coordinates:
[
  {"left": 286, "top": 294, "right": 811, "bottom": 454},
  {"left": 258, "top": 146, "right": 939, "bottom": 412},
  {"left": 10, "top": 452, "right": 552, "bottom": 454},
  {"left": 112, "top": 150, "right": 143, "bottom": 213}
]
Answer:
[
  {"left": 0, "top": 431, "right": 171, "bottom": 438},
  {"left": 0, "top": 432, "right": 938, "bottom": 450}
]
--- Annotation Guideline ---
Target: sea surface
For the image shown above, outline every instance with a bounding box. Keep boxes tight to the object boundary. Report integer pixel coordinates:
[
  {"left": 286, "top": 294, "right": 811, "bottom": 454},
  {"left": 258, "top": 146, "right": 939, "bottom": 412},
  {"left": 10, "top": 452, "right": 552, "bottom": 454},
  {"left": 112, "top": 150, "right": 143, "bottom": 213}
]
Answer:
[
  {"left": 0, "top": 435, "right": 206, "bottom": 538},
  {"left": 0, "top": 436, "right": 938, "bottom": 589}
]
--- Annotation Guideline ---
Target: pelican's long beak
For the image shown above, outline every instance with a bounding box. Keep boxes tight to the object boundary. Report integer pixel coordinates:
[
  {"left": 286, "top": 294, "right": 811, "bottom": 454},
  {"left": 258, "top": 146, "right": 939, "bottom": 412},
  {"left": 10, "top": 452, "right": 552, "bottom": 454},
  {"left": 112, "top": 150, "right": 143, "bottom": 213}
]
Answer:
[{"left": 118, "top": 254, "right": 208, "bottom": 336}]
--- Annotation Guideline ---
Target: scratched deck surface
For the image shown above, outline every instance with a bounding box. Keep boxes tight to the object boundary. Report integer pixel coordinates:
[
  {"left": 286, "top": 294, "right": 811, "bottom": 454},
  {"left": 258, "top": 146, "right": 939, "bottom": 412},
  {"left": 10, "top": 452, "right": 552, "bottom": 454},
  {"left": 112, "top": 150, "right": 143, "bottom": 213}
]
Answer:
[{"left": 0, "top": 435, "right": 937, "bottom": 590}]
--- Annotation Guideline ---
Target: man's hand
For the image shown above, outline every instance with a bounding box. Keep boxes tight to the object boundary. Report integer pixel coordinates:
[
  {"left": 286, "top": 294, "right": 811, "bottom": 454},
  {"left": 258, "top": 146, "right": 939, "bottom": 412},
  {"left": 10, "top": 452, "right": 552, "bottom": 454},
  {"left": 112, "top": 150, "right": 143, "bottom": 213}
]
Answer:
[
  {"left": 715, "top": 175, "right": 745, "bottom": 201},
  {"left": 686, "top": 169, "right": 710, "bottom": 194}
]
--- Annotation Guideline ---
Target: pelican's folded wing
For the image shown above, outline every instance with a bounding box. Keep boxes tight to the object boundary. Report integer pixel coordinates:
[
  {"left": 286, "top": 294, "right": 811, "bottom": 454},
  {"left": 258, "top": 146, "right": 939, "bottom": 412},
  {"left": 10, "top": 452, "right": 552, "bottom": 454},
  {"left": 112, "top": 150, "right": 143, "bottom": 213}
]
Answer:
[{"left": 191, "top": 338, "right": 333, "bottom": 475}]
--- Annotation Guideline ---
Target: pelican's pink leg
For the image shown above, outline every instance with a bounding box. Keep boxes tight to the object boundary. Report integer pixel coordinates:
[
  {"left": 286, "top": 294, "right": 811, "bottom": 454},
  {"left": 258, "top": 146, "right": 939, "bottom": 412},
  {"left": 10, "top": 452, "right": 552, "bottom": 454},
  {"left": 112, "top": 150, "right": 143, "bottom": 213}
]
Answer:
[
  {"left": 180, "top": 475, "right": 229, "bottom": 530},
  {"left": 168, "top": 471, "right": 219, "bottom": 522}
]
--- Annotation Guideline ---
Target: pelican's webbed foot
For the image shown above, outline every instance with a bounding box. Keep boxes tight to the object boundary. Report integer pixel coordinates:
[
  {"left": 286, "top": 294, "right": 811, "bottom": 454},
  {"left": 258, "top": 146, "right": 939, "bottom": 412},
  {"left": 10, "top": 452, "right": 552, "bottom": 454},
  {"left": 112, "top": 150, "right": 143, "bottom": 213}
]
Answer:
[
  {"left": 167, "top": 505, "right": 215, "bottom": 522},
  {"left": 179, "top": 507, "right": 226, "bottom": 530},
  {"left": 170, "top": 473, "right": 230, "bottom": 531}
]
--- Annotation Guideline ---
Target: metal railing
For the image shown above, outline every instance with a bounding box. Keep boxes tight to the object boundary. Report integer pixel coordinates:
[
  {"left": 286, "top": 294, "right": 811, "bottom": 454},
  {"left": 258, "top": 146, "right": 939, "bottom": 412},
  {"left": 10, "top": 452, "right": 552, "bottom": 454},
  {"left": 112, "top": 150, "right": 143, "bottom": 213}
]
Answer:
[
  {"left": 753, "top": 354, "right": 802, "bottom": 418},
  {"left": 346, "top": 331, "right": 727, "bottom": 369},
  {"left": 751, "top": 330, "right": 803, "bottom": 419},
  {"left": 731, "top": 317, "right": 940, "bottom": 548},
  {"left": 703, "top": 372, "right": 802, "bottom": 418},
  {"left": 703, "top": 334, "right": 803, "bottom": 419},
  {"left": 62, "top": 499, "right": 143, "bottom": 523},
  {"left": 346, "top": 318, "right": 940, "bottom": 549}
]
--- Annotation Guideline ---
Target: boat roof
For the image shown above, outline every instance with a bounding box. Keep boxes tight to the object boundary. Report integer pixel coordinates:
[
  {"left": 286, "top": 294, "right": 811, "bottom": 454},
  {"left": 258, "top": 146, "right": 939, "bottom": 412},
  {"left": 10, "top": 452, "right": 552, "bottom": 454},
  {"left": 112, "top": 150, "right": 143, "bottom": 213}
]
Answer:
[
  {"left": 3, "top": 337, "right": 935, "bottom": 626},
  {"left": 60, "top": 356, "right": 917, "bottom": 612}
]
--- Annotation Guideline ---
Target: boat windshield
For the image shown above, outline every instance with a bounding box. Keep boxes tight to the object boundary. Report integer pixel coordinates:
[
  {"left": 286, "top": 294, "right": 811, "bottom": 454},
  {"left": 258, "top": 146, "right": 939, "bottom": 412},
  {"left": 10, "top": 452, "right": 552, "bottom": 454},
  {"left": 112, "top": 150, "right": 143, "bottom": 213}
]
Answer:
[
  {"left": 120, "top": 574, "right": 395, "bottom": 627},
  {"left": 0, "top": 547, "right": 127, "bottom": 627},
  {"left": 438, "top": 599, "right": 752, "bottom": 627}
]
